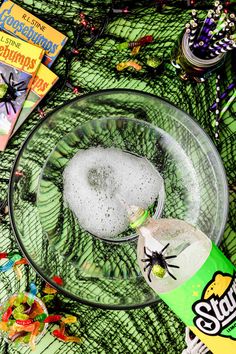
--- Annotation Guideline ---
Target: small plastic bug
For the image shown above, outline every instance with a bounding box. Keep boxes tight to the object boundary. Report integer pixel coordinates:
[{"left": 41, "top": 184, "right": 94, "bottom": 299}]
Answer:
[
  {"left": 141, "top": 243, "right": 179, "bottom": 282},
  {"left": 0, "top": 72, "right": 26, "bottom": 114}
]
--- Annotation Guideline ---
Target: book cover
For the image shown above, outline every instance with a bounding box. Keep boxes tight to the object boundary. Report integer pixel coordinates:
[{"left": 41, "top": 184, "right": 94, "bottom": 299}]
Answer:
[
  {"left": 0, "top": 31, "right": 44, "bottom": 151},
  {"left": 0, "top": 0, "right": 68, "bottom": 67},
  {"left": 12, "top": 64, "right": 58, "bottom": 135}
]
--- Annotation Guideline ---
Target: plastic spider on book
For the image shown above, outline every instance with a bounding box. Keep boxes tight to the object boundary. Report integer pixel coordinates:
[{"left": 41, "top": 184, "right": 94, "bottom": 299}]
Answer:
[{"left": 0, "top": 72, "right": 27, "bottom": 115}]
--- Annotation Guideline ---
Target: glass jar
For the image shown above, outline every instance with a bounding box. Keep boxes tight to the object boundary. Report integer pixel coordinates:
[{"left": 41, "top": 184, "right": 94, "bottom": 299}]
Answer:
[{"left": 172, "top": 32, "right": 226, "bottom": 82}]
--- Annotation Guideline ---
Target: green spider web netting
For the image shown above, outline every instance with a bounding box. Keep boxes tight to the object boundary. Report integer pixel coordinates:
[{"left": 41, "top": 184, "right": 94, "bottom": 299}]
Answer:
[{"left": 0, "top": 0, "right": 235, "bottom": 353}]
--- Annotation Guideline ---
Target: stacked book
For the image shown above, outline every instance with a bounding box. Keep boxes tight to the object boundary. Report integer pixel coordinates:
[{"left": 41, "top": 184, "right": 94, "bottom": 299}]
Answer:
[{"left": 0, "top": 0, "right": 68, "bottom": 151}]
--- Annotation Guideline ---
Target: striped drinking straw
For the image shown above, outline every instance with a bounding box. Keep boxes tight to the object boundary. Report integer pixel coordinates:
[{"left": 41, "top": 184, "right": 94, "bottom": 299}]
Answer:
[
  {"left": 214, "top": 74, "right": 221, "bottom": 139},
  {"left": 210, "top": 81, "right": 236, "bottom": 111},
  {"left": 220, "top": 90, "right": 236, "bottom": 118}
]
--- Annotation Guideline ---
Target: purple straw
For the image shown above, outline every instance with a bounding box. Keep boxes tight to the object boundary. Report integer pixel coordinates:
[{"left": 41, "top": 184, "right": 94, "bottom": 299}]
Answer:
[{"left": 210, "top": 82, "right": 236, "bottom": 111}]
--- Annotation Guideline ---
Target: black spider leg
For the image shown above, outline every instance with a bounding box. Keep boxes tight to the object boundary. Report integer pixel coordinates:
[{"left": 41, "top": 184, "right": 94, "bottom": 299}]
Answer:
[
  {"left": 143, "top": 263, "right": 150, "bottom": 271},
  {"left": 142, "top": 260, "right": 152, "bottom": 282},
  {"left": 160, "top": 243, "right": 180, "bottom": 280},
  {"left": 160, "top": 243, "right": 170, "bottom": 254},
  {"left": 9, "top": 72, "right": 14, "bottom": 86},
  {"left": 141, "top": 247, "right": 153, "bottom": 281},
  {"left": 13, "top": 81, "right": 27, "bottom": 91},
  {"left": 10, "top": 71, "right": 27, "bottom": 92},
  {"left": 8, "top": 101, "right": 16, "bottom": 114},
  {"left": 147, "top": 267, "right": 152, "bottom": 282},
  {"left": 165, "top": 255, "right": 177, "bottom": 260},
  {"left": 4, "top": 102, "right": 9, "bottom": 115},
  {"left": 165, "top": 267, "right": 177, "bottom": 280},
  {"left": 165, "top": 263, "right": 180, "bottom": 280},
  {"left": 143, "top": 246, "right": 151, "bottom": 257},
  {"left": 0, "top": 73, "right": 7, "bottom": 84},
  {"left": 7, "top": 72, "right": 26, "bottom": 92}
]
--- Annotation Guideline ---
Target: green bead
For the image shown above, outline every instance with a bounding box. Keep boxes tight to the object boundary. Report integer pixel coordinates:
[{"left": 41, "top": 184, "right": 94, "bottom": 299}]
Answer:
[
  {"left": 118, "top": 42, "right": 128, "bottom": 50},
  {"left": 152, "top": 265, "right": 166, "bottom": 278},
  {"left": 34, "top": 313, "right": 47, "bottom": 322}
]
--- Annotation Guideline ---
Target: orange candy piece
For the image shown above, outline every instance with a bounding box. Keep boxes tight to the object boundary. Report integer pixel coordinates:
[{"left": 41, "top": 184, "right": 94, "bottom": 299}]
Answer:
[
  {"left": 116, "top": 61, "right": 142, "bottom": 71},
  {"left": 14, "top": 258, "right": 28, "bottom": 266},
  {"left": 14, "top": 323, "right": 35, "bottom": 332},
  {"left": 43, "top": 285, "right": 57, "bottom": 294},
  {"left": 0, "top": 321, "right": 8, "bottom": 331},
  {"left": 65, "top": 336, "right": 81, "bottom": 343}
]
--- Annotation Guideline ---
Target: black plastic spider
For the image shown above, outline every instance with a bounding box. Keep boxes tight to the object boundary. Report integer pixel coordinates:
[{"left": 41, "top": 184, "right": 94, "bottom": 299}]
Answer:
[
  {"left": 0, "top": 72, "right": 27, "bottom": 115},
  {"left": 141, "top": 243, "right": 179, "bottom": 282}
]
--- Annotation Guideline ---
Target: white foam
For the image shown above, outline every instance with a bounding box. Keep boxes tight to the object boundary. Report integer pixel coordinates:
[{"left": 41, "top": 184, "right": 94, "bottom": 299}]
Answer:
[{"left": 63, "top": 147, "right": 163, "bottom": 238}]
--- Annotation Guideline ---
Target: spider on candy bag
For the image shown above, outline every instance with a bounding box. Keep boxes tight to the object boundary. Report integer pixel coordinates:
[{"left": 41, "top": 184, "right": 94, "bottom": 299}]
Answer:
[
  {"left": 141, "top": 243, "right": 179, "bottom": 282},
  {"left": 0, "top": 72, "right": 27, "bottom": 114}
]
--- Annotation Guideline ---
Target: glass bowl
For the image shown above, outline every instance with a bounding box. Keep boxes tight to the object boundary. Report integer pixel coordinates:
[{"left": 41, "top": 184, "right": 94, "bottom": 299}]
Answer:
[
  {"left": 0, "top": 292, "right": 48, "bottom": 349},
  {"left": 9, "top": 89, "right": 228, "bottom": 309}
]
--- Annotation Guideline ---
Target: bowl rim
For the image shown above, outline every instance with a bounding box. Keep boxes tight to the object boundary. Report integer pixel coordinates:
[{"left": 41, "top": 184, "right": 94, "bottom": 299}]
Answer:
[{"left": 8, "top": 88, "right": 229, "bottom": 310}]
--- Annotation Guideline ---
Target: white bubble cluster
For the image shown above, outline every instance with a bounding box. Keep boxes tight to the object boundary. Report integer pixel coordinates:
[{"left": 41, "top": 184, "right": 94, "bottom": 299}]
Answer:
[{"left": 63, "top": 147, "right": 163, "bottom": 239}]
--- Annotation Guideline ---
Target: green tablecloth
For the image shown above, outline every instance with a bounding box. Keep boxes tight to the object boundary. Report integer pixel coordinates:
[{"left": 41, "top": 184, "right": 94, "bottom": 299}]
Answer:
[{"left": 0, "top": 1, "right": 235, "bottom": 353}]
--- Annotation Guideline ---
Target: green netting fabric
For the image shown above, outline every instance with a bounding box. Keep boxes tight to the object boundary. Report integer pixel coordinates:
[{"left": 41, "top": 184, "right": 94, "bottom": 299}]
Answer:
[{"left": 0, "top": 0, "right": 235, "bottom": 353}]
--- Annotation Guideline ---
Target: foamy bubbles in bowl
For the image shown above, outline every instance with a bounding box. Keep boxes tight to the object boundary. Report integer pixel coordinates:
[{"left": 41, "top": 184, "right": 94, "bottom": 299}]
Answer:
[{"left": 63, "top": 147, "right": 164, "bottom": 241}]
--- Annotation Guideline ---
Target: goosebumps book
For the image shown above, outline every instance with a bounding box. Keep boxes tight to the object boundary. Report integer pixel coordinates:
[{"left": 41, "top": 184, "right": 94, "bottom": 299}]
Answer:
[
  {"left": 0, "top": 31, "right": 44, "bottom": 151},
  {"left": 0, "top": 0, "right": 68, "bottom": 67},
  {"left": 12, "top": 64, "right": 58, "bottom": 135}
]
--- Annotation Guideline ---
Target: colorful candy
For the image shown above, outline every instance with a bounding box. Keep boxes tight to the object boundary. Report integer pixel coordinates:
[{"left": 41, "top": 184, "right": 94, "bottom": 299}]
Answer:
[
  {"left": 116, "top": 61, "right": 142, "bottom": 71},
  {"left": 34, "top": 313, "right": 47, "bottom": 322},
  {"left": 13, "top": 313, "right": 29, "bottom": 320},
  {"left": 0, "top": 321, "right": 8, "bottom": 331},
  {"left": 16, "top": 319, "right": 33, "bottom": 325},
  {"left": 29, "top": 321, "right": 41, "bottom": 350},
  {"left": 0, "top": 252, "right": 8, "bottom": 259},
  {"left": 29, "top": 283, "right": 38, "bottom": 296},
  {"left": 0, "top": 252, "right": 27, "bottom": 275},
  {"left": 2, "top": 306, "right": 13, "bottom": 322},
  {"left": 52, "top": 329, "right": 67, "bottom": 341},
  {"left": 14, "top": 322, "right": 36, "bottom": 332},
  {"left": 44, "top": 315, "right": 62, "bottom": 323},
  {"left": 13, "top": 265, "right": 23, "bottom": 280},
  {"left": 0, "top": 259, "right": 14, "bottom": 272},
  {"left": 0, "top": 293, "right": 47, "bottom": 349},
  {"left": 118, "top": 35, "right": 153, "bottom": 50},
  {"left": 14, "top": 258, "right": 28, "bottom": 266},
  {"left": 52, "top": 322, "right": 81, "bottom": 344},
  {"left": 13, "top": 304, "right": 25, "bottom": 314},
  {"left": 65, "top": 336, "right": 81, "bottom": 343},
  {"left": 10, "top": 331, "right": 27, "bottom": 342},
  {"left": 61, "top": 315, "right": 77, "bottom": 324},
  {"left": 43, "top": 285, "right": 57, "bottom": 294},
  {"left": 42, "top": 295, "right": 55, "bottom": 303},
  {"left": 14, "top": 293, "right": 25, "bottom": 307},
  {"left": 27, "top": 295, "right": 35, "bottom": 306},
  {"left": 52, "top": 275, "right": 63, "bottom": 286}
]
